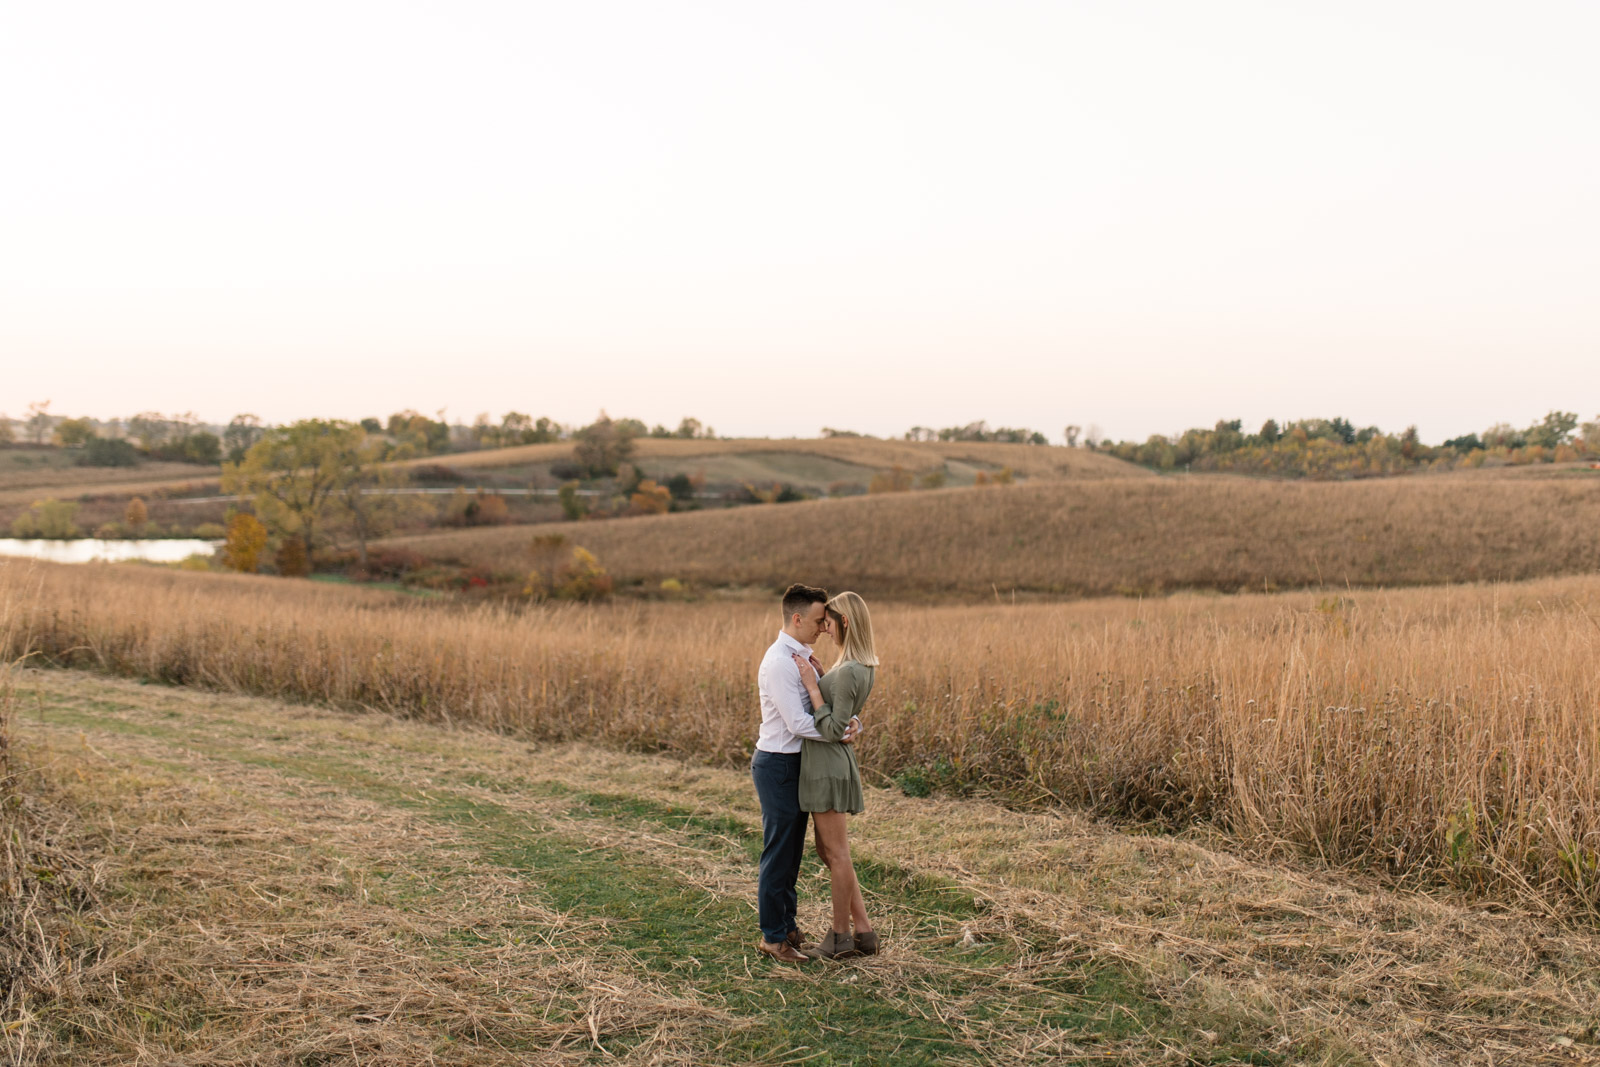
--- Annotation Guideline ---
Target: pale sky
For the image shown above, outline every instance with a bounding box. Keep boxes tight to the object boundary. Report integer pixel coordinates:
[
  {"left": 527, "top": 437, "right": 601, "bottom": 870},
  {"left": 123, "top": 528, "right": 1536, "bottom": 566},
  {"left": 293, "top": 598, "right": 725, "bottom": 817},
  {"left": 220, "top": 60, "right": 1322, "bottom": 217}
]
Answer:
[{"left": 2, "top": 1, "right": 1596, "bottom": 443}]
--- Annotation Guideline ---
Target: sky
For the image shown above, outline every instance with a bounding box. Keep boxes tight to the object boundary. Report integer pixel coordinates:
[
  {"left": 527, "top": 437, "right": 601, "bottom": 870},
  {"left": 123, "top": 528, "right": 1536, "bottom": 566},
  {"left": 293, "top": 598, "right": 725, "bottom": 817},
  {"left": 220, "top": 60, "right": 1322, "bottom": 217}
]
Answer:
[{"left": 2, "top": 0, "right": 1596, "bottom": 444}]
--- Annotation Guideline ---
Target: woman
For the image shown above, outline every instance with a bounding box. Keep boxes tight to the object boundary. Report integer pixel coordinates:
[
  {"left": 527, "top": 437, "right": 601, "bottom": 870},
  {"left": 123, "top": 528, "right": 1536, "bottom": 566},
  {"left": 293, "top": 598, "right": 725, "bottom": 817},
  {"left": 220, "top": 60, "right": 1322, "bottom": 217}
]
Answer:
[{"left": 791, "top": 591, "right": 879, "bottom": 960}]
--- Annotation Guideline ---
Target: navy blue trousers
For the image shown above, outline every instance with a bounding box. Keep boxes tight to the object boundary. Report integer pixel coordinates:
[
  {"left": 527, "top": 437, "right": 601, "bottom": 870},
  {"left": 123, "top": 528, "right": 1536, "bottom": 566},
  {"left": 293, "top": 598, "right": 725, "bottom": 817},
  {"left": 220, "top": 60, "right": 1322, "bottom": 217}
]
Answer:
[{"left": 750, "top": 750, "right": 808, "bottom": 943}]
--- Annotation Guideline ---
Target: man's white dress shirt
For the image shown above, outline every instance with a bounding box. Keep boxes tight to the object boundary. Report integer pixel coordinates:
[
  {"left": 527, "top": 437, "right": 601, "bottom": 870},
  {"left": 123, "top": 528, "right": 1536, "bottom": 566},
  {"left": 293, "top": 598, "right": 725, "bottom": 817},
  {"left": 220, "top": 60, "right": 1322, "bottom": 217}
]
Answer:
[{"left": 756, "top": 630, "right": 827, "bottom": 753}]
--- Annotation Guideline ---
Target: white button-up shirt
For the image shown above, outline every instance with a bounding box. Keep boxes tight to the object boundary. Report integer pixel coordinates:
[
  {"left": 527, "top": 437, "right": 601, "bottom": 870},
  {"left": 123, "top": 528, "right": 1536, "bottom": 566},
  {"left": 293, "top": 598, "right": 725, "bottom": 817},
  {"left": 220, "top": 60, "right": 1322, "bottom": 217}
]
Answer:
[{"left": 756, "top": 630, "right": 827, "bottom": 753}]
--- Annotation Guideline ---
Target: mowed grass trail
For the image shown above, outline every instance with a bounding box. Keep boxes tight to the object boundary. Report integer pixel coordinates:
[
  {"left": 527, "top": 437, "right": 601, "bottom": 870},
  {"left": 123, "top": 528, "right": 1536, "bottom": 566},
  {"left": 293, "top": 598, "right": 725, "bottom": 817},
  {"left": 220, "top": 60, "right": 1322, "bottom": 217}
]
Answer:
[{"left": 14, "top": 672, "right": 1600, "bottom": 1065}]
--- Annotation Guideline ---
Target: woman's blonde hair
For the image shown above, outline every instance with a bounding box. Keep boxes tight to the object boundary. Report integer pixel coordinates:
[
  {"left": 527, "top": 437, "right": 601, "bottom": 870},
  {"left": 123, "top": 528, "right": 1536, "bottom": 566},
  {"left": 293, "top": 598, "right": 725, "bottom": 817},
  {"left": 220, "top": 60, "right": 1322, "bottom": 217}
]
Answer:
[{"left": 826, "top": 591, "right": 879, "bottom": 668}]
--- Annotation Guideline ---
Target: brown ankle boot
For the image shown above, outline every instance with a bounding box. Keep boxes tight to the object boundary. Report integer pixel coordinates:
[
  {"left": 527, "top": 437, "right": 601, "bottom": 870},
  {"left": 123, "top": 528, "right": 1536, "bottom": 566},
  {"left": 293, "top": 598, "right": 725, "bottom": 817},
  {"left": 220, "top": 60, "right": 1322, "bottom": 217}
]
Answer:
[
  {"left": 815, "top": 930, "right": 861, "bottom": 960},
  {"left": 854, "top": 929, "right": 879, "bottom": 955}
]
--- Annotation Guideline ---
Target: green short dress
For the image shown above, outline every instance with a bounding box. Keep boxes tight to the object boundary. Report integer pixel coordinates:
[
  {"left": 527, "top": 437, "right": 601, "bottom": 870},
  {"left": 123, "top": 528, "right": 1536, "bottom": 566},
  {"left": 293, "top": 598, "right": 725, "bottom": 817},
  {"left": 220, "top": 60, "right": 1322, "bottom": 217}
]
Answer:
[{"left": 799, "top": 660, "right": 875, "bottom": 815}]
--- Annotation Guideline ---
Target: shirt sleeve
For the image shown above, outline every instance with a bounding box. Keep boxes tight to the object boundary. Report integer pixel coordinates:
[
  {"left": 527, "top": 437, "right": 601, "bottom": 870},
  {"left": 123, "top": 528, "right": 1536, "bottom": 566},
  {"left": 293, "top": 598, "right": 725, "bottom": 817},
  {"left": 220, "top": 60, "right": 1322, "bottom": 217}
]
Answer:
[
  {"left": 810, "top": 666, "right": 861, "bottom": 742},
  {"left": 762, "top": 653, "right": 825, "bottom": 741}
]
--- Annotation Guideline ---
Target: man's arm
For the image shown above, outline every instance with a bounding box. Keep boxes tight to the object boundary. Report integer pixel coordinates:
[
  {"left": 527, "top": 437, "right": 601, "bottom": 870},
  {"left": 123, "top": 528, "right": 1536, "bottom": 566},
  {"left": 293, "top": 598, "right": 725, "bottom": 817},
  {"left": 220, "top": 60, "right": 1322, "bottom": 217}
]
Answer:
[{"left": 761, "top": 655, "right": 825, "bottom": 741}]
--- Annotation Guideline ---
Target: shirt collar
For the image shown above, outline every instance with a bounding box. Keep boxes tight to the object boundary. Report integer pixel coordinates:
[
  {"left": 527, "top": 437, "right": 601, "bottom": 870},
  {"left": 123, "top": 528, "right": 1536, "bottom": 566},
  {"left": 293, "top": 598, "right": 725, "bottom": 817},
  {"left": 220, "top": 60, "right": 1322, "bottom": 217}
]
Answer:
[{"left": 775, "top": 630, "right": 812, "bottom": 655}]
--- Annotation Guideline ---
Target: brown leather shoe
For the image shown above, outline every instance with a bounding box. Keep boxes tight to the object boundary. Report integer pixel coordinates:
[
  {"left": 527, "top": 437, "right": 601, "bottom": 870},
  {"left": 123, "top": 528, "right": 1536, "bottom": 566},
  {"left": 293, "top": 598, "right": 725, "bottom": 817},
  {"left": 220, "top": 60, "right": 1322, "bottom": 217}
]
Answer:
[
  {"left": 757, "top": 939, "right": 811, "bottom": 964},
  {"left": 854, "top": 929, "right": 880, "bottom": 956},
  {"left": 786, "top": 929, "right": 819, "bottom": 953},
  {"left": 814, "top": 930, "right": 862, "bottom": 960}
]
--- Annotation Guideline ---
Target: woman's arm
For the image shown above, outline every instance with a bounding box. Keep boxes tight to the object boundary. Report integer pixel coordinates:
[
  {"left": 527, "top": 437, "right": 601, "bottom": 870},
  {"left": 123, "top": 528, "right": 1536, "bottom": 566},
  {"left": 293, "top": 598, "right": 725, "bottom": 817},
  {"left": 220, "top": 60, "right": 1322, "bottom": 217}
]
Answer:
[{"left": 798, "top": 659, "right": 860, "bottom": 743}]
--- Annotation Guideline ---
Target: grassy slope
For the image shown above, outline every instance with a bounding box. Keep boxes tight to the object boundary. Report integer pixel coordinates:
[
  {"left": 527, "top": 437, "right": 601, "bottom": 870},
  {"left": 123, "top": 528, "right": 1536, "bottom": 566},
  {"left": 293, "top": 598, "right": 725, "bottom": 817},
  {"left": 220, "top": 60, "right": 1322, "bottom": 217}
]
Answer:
[
  {"left": 0, "top": 437, "right": 1133, "bottom": 514},
  {"left": 388, "top": 470, "right": 1600, "bottom": 597},
  {"left": 396, "top": 437, "right": 1143, "bottom": 483},
  {"left": 17, "top": 669, "right": 1600, "bottom": 1065}
]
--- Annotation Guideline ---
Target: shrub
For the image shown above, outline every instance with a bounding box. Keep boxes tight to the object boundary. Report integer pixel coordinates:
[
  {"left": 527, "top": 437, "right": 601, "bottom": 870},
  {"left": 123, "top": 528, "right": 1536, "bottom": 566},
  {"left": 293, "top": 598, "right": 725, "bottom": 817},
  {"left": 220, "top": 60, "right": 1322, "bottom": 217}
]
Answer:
[
  {"left": 630, "top": 480, "right": 671, "bottom": 515},
  {"left": 558, "top": 482, "right": 586, "bottom": 521},
  {"left": 93, "top": 523, "right": 122, "bottom": 538},
  {"left": 360, "top": 546, "right": 431, "bottom": 580},
  {"left": 918, "top": 469, "right": 947, "bottom": 489},
  {"left": 473, "top": 492, "right": 510, "bottom": 525},
  {"left": 556, "top": 547, "right": 611, "bottom": 601},
  {"left": 10, "top": 499, "right": 79, "bottom": 539},
  {"left": 177, "top": 553, "right": 213, "bottom": 572},
  {"left": 409, "top": 464, "right": 465, "bottom": 484},
  {"left": 222, "top": 513, "right": 269, "bottom": 573},
  {"left": 868, "top": 465, "right": 913, "bottom": 493},
  {"left": 993, "top": 467, "right": 1015, "bottom": 485},
  {"left": 78, "top": 438, "right": 142, "bottom": 468},
  {"left": 666, "top": 473, "right": 695, "bottom": 500},
  {"left": 274, "top": 536, "right": 310, "bottom": 577},
  {"left": 193, "top": 522, "right": 226, "bottom": 539},
  {"left": 124, "top": 498, "right": 148, "bottom": 530},
  {"left": 523, "top": 534, "right": 569, "bottom": 598}
]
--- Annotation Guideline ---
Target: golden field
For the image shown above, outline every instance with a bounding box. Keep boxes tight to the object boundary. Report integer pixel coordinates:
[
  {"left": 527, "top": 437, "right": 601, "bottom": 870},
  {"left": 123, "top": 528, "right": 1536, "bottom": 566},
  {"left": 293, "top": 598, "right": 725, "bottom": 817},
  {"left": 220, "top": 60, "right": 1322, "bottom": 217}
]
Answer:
[
  {"left": 391, "top": 470, "right": 1600, "bottom": 597},
  {"left": 5, "top": 558, "right": 1600, "bottom": 915},
  {"left": 393, "top": 435, "right": 1141, "bottom": 482}
]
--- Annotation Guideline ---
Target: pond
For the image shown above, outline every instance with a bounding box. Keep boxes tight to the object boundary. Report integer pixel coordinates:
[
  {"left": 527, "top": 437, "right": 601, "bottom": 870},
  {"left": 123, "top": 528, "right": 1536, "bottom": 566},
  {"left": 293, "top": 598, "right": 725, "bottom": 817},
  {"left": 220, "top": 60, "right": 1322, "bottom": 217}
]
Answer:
[{"left": 0, "top": 539, "right": 219, "bottom": 564}]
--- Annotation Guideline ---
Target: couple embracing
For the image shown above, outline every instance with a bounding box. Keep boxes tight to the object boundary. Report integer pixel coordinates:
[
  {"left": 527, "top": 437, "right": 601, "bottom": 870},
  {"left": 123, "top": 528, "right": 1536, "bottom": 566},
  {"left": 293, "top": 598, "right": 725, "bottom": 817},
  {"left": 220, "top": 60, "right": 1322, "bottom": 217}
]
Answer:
[{"left": 751, "top": 583, "right": 879, "bottom": 964}]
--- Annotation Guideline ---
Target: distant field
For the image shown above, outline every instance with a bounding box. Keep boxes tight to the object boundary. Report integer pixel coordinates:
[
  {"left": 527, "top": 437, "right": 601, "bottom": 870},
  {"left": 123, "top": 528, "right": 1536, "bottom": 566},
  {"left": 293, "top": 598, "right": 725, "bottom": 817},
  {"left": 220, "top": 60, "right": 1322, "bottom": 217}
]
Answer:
[
  {"left": 388, "top": 470, "right": 1600, "bottom": 597},
  {"left": 0, "top": 437, "right": 1132, "bottom": 514},
  {"left": 396, "top": 436, "right": 1142, "bottom": 488},
  {"left": 0, "top": 447, "right": 211, "bottom": 498}
]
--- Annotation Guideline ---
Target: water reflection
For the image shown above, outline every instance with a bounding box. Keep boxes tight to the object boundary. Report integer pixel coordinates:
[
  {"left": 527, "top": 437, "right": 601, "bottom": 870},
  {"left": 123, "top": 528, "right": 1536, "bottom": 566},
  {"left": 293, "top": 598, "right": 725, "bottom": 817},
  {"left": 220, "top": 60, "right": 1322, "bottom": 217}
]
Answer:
[{"left": 0, "top": 539, "right": 219, "bottom": 564}]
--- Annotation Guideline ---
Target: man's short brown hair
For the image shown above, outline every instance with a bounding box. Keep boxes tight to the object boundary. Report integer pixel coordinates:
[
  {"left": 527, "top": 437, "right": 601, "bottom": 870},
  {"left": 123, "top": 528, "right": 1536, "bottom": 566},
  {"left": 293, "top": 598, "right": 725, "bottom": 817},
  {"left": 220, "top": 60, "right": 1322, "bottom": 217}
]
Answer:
[{"left": 781, "top": 583, "right": 828, "bottom": 621}]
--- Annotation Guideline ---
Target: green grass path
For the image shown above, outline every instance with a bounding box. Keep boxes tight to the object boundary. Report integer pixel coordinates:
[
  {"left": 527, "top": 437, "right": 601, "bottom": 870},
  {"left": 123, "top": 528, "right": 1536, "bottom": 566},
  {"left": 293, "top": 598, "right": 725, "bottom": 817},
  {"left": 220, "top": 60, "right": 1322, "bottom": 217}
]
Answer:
[{"left": 12, "top": 671, "right": 1301, "bottom": 1065}]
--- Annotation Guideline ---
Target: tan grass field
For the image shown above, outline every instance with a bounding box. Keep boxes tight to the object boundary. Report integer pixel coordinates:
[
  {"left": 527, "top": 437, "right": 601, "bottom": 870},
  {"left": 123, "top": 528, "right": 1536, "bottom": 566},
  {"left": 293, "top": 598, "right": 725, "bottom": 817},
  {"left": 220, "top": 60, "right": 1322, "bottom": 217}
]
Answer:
[
  {"left": 5, "top": 558, "right": 1600, "bottom": 920},
  {"left": 0, "top": 437, "right": 1128, "bottom": 513},
  {"left": 391, "top": 471, "right": 1600, "bottom": 597},
  {"left": 0, "top": 468, "right": 218, "bottom": 508},
  {"left": 395, "top": 436, "right": 1142, "bottom": 481},
  {"left": 16, "top": 670, "right": 1600, "bottom": 1063}
]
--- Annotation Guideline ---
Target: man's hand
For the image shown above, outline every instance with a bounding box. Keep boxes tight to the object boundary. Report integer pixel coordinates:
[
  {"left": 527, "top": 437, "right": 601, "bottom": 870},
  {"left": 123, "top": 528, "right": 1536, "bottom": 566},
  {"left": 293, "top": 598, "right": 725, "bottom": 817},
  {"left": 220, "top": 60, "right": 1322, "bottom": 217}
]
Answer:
[{"left": 840, "top": 716, "right": 863, "bottom": 744}]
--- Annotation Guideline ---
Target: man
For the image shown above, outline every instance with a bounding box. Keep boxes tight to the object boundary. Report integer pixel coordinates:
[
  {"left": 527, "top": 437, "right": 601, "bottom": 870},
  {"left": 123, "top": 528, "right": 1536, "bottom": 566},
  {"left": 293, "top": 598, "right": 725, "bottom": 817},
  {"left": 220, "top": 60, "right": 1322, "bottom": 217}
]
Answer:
[{"left": 752, "top": 582, "right": 861, "bottom": 963}]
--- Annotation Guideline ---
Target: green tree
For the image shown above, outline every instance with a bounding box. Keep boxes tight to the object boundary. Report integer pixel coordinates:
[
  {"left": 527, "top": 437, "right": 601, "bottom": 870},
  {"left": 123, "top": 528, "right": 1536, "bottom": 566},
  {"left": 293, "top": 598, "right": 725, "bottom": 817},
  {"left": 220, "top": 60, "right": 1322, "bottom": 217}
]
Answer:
[
  {"left": 53, "top": 417, "right": 95, "bottom": 447},
  {"left": 1526, "top": 411, "right": 1579, "bottom": 449},
  {"left": 127, "top": 412, "right": 175, "bottom": 450},
  {"left": 80, "top": 438, "right": 142, "bottom": 467},
  {"left": 222, "top": 420, "right": 367, "bottom": 556},
  {"left": 386, "top": 410, "right": 451, "bottom": 455},
  {"left": 558, "top": 481, "right": 586, "bottom": 521},
  {"left": 23, "top": 401, "right": 52, "bottom": 444},
  {"left": 224, "top": 414, "right": 265, "bottom": 464},
  {"left": 323, "top": 434, "right": 434, "bottom": 567},
  {"left": 573, "top": 413, "right": 637, "bottom": 477}
]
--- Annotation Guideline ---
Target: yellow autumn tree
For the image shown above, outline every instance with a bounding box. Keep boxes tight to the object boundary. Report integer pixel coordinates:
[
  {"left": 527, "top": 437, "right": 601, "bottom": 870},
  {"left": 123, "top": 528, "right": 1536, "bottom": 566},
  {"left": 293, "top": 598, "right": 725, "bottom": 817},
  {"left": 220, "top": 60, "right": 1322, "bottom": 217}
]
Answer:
[{"left": 221, "top": 513, "right": 269, "bottom": 573}]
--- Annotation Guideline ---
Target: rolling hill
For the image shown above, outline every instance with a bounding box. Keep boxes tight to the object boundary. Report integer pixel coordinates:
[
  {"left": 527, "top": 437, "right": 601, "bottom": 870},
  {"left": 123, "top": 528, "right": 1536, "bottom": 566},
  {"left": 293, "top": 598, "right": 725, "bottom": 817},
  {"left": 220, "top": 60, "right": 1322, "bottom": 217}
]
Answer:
[{"left": 387, "top": 469, "right": 1600, "bottom": 598}]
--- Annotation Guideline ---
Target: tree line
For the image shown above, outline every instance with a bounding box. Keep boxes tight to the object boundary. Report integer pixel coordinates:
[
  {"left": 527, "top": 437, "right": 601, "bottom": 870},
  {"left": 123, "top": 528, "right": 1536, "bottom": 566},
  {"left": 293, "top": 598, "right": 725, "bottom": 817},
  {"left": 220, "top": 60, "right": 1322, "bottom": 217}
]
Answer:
[{"left": 1094, "top": 411, "right": 1600, "bottom": 477}]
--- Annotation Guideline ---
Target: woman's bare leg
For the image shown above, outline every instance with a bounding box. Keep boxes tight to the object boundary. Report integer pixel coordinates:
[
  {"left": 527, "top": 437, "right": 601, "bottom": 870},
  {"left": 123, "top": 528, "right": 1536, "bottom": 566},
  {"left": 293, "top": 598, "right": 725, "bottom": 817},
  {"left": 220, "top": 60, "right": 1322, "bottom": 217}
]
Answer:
[{"left": 813, "top": 811, "right": 869, "bottom": 935}]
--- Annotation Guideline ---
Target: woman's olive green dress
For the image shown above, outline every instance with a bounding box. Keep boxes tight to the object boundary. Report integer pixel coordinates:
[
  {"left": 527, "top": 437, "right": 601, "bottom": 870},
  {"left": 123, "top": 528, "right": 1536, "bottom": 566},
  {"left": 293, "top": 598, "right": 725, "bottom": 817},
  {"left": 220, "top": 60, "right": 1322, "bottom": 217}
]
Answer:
[{"left": 799, "top": 660, "right": 875, "bottom": 815}]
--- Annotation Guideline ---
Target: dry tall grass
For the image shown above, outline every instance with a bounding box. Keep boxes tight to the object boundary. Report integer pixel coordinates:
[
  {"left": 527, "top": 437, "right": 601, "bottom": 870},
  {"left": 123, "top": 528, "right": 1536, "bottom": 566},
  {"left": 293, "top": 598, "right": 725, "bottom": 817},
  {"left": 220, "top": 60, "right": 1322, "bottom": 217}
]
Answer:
[
  {"left": 392, "top": 472, "right": 1600, "bottom": 597},
  {"left": 5, "top": 560, "right": 1600, "bottom": 915}
]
